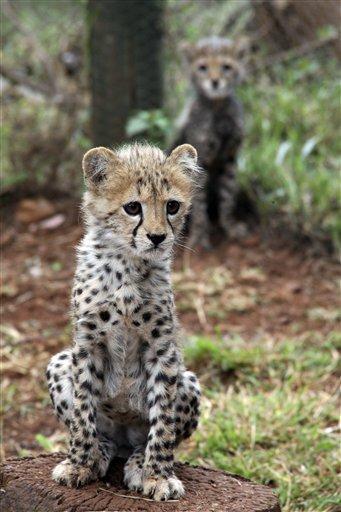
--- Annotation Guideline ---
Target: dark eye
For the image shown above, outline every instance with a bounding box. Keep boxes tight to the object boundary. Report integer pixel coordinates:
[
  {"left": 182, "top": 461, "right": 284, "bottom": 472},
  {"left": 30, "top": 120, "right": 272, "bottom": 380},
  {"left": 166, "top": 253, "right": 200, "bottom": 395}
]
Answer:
[
  {"left": 123, "top": 202, "right": 142, "bottom": 216},
  {"left": 167, "top": 200, "right": 180, "bottom": 215},
  {"left": 222, "top": 63, "right": 232, "bottom": 72},
  {"left": 198, "top": 64, "right": 207, "bottom": 73}
]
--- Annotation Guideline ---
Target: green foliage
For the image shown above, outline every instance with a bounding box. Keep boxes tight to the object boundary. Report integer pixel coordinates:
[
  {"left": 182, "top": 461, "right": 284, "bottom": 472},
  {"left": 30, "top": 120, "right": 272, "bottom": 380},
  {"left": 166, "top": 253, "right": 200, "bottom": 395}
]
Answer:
[
  {"left": 2, "top": 0, "right": 89, "bottom": 193},
  {"left": 238, "top": 58, "right": 341, "bottom": 248},
  {"left": 126, "top": 110, "right": 171, "bottom": 147},
  {"left": 182, "top": 333, "right": 340, "bottom": 511},
  {"left": 35, "top": 433, "right": 54, "bottom": 452}
]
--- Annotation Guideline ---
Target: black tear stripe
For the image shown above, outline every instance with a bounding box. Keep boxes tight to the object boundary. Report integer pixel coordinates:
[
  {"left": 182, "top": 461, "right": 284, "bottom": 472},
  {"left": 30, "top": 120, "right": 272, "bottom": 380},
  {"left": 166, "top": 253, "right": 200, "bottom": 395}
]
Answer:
[
  {"left": 167, "top": 217, "right": 174, "bottom": 234},
  {"left": 132, "top": 214, "right": 143, "bottom": 237}
]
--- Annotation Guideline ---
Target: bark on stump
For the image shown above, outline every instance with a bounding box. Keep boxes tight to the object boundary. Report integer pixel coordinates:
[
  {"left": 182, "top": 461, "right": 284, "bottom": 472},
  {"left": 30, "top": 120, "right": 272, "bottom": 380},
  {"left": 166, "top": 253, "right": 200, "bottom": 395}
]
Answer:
[{"left": 1, "top": 453, "right": 281, "bottom": 512}]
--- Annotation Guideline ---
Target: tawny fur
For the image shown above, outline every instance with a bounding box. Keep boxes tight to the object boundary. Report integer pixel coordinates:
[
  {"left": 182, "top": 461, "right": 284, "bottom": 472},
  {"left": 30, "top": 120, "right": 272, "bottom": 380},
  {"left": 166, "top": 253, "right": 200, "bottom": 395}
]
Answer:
[
  {"left": 171, "top": 36, "right": 245, "bottom": 248},
  {"left": 46, "top": 143, "right": 201, "bottom": 501}
]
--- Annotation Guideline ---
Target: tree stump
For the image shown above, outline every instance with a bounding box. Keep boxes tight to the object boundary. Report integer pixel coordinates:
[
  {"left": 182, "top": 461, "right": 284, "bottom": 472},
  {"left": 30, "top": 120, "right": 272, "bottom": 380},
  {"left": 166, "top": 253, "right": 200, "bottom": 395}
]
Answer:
[{"left": 1, "top": 453, "right": 281, "bottom": 512}]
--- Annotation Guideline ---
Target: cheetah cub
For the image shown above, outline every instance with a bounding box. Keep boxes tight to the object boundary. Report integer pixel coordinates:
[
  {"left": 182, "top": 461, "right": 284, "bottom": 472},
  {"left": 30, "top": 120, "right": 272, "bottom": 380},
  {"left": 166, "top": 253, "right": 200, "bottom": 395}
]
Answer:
[
  {"left": 47, "top": 143, "right": 201, "bottom": 501},
  {"left": 172, "top": 36, "right": 245, "bottom": 248}
]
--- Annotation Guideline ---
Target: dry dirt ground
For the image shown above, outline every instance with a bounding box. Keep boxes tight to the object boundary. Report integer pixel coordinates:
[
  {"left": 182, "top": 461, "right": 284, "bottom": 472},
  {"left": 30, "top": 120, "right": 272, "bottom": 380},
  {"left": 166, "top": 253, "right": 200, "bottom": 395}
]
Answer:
[{"left": 1, "top": 200, "right": 340, "bottom": 458}]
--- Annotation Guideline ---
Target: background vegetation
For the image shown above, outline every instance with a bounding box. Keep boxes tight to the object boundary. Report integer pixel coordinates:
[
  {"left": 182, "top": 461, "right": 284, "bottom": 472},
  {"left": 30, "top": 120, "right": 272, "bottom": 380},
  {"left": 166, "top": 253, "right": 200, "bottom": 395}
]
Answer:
[
  {"left": 2, "top": 2, "right": 340, "bottom": 511},
  {"left": 2, "top": 0, "right": 340, "bottom": 249}
]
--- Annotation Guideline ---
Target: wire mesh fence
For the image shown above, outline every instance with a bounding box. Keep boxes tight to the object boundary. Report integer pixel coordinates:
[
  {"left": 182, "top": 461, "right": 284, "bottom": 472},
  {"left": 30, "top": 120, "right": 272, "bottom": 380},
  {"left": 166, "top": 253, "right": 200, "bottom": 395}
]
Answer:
[{"left": 88, "top": 0, "right": 164, "bottom": 147}]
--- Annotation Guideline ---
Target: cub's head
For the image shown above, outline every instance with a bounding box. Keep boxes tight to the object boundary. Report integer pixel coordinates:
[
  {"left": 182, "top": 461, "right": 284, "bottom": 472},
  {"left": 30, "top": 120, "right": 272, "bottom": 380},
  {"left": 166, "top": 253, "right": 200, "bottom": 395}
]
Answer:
[
  {"left": 82, "top": 143, "right": 199, "bottom": 260},
  {"left": 183, "top": 36, "right": 246, "bottom": 100}
]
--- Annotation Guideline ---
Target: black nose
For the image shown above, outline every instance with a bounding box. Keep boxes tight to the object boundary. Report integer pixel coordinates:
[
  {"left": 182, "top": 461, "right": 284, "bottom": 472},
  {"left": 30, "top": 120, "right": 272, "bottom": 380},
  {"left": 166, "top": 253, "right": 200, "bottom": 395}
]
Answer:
[
  {"left": 147, "top": 233, "right": 166, "bottom": 247},
  {"left": 212, "top": 79, "right": 219, "bottom": 89}
]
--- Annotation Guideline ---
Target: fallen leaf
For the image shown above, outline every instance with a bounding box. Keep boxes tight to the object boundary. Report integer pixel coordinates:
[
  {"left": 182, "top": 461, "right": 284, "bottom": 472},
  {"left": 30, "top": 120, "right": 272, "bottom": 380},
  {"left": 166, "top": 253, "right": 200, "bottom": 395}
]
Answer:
[{"left": 39, "top": 214, "right": 65, "bottom": 230}]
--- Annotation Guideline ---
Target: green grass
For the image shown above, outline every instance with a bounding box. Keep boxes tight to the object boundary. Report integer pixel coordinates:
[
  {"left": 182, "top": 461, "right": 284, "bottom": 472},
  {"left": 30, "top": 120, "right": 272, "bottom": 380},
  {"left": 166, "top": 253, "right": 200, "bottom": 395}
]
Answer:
[
  {"left": 238, "top": 58, "right": 341, "bottom": 249},
  {"left": 180, "top": 333, "right": 340, "bottom": 511}
]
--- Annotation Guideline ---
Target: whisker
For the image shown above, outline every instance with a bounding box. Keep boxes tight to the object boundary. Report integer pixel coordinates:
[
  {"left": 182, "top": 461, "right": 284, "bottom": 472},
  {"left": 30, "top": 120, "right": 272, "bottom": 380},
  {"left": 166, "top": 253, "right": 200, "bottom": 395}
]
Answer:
[{"left": 174, "top": 241, "right": 196, "bottom": 254}]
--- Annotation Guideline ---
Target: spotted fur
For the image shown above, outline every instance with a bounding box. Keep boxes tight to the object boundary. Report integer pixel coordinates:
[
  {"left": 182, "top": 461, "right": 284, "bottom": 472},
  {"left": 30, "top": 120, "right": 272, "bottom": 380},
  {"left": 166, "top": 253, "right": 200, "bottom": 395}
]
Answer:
[
  {"left": 46, "top": 143, "right": 201, "bottom": 500},
  {"left": 171, "top": 36, "right": 245, "bottom": 248}
]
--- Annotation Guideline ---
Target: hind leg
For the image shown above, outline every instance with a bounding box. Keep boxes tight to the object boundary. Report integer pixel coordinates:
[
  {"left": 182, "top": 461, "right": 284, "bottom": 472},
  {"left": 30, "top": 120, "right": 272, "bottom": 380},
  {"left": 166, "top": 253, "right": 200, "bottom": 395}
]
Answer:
[
  {"left": 46, "top": 350, "right": 116, "bottom": 486},
  {"left": 124, "top": 445, "right": 145, "bottom": 491},
  {"left": 218, "top": 164, "right": 237, "bottom": 238}
]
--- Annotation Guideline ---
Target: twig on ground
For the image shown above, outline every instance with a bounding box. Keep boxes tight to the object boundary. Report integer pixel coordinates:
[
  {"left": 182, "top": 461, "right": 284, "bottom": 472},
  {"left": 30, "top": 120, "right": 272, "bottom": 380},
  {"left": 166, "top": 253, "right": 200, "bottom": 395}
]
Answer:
[{"left": 97, "top": 487, "right": 179, "bottom": 503}]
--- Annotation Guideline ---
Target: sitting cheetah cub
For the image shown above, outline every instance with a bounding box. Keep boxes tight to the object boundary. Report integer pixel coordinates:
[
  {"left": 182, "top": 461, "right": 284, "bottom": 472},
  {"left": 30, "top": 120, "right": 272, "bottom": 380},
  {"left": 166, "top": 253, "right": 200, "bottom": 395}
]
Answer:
[
  {"left": 171, "top": 37, "right": 245, "bottom": 248},
  {"left": 46, "top": 143, "right": 201, "bottom": 501}
]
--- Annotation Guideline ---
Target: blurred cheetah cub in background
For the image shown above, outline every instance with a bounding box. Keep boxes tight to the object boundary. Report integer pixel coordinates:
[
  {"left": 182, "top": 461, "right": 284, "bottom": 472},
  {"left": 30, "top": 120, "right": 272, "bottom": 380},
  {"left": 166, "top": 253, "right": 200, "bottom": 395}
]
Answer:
[
  {"left": 172, "top": 36, "right": 245, "bottom": 248},
  {"left": 46, "top": 143, "right": 201, "bottom": 501}
]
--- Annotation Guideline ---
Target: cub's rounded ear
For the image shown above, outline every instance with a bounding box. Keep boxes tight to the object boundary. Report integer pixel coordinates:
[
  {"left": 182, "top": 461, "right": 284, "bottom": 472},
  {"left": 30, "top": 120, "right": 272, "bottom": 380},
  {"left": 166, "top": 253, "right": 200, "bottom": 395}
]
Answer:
[
  {"left": 169, "top": 144, "right": 197, "bottom": 164},
  {"left": 82, "top": 147, "right": 119, "bottom": 188},
  {"left": 168, "top": 144, "right": 199, "bottom": 179}
]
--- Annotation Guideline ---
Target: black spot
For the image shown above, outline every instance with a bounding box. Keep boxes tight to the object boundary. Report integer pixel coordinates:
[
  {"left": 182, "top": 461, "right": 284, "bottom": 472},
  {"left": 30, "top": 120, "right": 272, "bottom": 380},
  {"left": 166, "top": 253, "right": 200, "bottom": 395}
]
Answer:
[
  {"left": 142, "top": 312, "right": 151, "bottom": 323},
  {"left": 86, "top": 322, "right": 97, "bottom": 330},
  {"left": 160, "top": 414, "right": 174, "bottom": 425},
  {"left": 162, "top": 440, "right": 174, "bottom": 450},
  {"left": 104, "top": 263, "right": 111, "bottom": 273},
  {"left": 88, "top": 363, "right": 96, "bottom": 373},
  {"left": 116, "top": 271, "right": 122, "bottom": 281},
  {"left": 59, "top": 353, "right": 68, "bottom": 360},
  {"left": 151, "top": 328, "right": 160, "bottom": 338},
  {"left": 80, "top": 381, "right": 92, "bottom": 392},
  {"left": 99, "top": 310, "right": 111, "bottom": 322},
  {"left": 76, "top": 288, "right": 83, "bottom": 295},
  {"left": 133, "top": 304, "right": 142, "bottom": 314}
]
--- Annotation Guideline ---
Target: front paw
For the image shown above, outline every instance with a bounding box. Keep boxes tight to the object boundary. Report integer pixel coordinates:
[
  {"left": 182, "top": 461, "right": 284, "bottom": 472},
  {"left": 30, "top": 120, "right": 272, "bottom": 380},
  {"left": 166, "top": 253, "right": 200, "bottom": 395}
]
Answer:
[
  {"left": 52, "top": 459, "right": 98, "bottom": 488},
  {"left": 143, "top": 475, "right": 185, "bottom": 501}
]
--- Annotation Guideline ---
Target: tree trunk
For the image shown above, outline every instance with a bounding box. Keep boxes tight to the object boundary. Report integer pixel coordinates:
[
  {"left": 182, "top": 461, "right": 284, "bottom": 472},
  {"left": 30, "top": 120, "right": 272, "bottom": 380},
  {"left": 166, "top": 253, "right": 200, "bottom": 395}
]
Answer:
[
  {"left": 1, "top": 453, "right": 281, "bottom": 512},
  {"left": 88, "top": 0, "right": 164, "bottom": 147}
]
